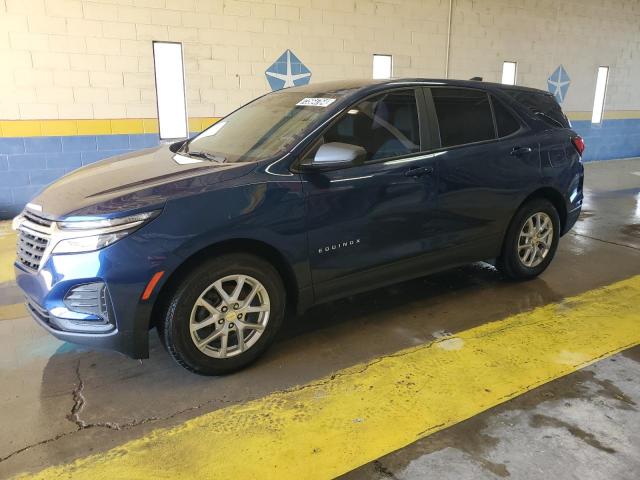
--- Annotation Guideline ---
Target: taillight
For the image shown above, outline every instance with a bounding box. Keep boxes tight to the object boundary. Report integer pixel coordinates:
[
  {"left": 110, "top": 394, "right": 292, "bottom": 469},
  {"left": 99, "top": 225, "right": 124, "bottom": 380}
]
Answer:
[{"left": 571, "top": 135, "right": 585, "bottom": 156}]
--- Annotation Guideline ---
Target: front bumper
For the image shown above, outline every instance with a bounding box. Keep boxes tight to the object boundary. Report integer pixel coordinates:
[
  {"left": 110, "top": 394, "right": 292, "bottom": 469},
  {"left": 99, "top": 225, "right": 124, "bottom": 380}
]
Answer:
[
  {"left": 14, "top": 232, "right": 170, "bottom": 358},
  {"left": 24, "top": 295, "right": 135, "bottom": 353}
]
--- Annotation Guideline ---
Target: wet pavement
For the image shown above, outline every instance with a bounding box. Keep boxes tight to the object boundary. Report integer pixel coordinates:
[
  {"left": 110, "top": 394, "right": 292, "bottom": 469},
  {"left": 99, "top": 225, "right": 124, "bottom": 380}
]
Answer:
[{"left": 0, "top": 158, "right": 639, "bottom": 479}]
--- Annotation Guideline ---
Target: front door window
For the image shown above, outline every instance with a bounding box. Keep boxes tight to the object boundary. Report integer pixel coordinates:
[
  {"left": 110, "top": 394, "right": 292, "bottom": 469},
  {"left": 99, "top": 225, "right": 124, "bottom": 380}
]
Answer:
[{"left": 317, "top": 90, "right": 421, "bottom": 162}]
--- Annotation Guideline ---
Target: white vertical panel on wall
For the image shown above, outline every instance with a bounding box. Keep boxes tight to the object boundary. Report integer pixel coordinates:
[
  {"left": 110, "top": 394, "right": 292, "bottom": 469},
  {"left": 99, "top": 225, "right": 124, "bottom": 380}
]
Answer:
[
  {"left": 501, "top": 61, "right": 517, "bottom": 85},
  {"left": 153, "top": 41, "right": 188, "bottom": 140},
  {"left": 591, "top": 66, "right": 609, "bottom": 124},
  {"left": 373, "top": 55, "right": 393, "bottom": 80}
]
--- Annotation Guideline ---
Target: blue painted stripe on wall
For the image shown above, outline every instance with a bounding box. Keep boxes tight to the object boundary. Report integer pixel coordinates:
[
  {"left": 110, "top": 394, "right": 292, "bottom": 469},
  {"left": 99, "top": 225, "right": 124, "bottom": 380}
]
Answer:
[
  {"left": 0, "top": 138, "right": 26, "bottom": 155},
  {"left": 62, "top": 136, "right": 98, "bottom": 152},
  {"left": 0, "top": 133, "right": 162, "bottom": 218},
  {"left": 47, "top": 152, "right": 82, "bottom": 169},
  {"left": 572, "top": 118, "right": 640, "bottom": 161},
  {"left": 96, "top": 134, "right": 130, "bottom": 150},
  {"left": 24, "top": 136, "right": 63, "bottom": 154}
]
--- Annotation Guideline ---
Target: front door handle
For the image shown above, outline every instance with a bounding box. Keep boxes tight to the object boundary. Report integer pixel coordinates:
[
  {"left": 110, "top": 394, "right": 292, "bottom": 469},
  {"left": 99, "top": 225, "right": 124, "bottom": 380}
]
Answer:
[
  {"left": 510, "top": 146, "right": 533, "bottom": 156},
  {"left": 404, "top": 166, "right": 434, "bottom": 178}
]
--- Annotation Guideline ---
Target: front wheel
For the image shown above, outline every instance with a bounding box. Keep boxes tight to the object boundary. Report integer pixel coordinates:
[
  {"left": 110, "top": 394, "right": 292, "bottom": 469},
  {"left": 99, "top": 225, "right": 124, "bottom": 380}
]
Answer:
[
  {"left": 497, "top": 198, "right": 560, "bottom": 280},
  {"left": 159, "top": 254, "right": 285, "bottom": 375}
]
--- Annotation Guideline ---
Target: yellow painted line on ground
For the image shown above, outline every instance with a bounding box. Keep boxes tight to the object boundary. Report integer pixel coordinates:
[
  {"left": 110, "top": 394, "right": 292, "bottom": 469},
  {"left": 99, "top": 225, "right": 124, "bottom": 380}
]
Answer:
[
  {"left": 0, "top": 118, "right": 221, "bottom": 137},
  {"left": 0, "top": 223, "right": 16, "bottom": 284},
  {"left": 17, "top": 275, "right": 640, "bottom": 480}
]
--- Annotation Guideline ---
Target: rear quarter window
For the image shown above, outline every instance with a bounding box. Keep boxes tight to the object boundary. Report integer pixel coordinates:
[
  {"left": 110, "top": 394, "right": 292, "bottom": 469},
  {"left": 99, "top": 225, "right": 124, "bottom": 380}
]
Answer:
[
  {"left": 504, "top": 90, "right": 569, "bottom": 129},
  {"left": 491, "top": 96, "right": 521, "bottom": 137}
]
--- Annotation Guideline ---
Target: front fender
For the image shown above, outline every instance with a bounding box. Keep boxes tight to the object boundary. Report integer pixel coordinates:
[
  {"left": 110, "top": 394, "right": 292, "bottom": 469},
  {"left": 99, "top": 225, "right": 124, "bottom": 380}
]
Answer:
[{"left": 132, "top": 179, "right": 309, "bottom": 356}]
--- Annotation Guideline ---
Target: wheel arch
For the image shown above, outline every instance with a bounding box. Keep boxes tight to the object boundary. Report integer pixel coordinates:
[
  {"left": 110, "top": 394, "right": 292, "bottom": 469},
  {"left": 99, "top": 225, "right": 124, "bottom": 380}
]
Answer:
[
  {"left": 149, "top": 238, "right": 300, "bottom": 331},
  {"left": 498, "top": 186, "right": 568, "bottom": 263},
  {"left": 517, "top": 187, "right": 568, "bottom": 233}
]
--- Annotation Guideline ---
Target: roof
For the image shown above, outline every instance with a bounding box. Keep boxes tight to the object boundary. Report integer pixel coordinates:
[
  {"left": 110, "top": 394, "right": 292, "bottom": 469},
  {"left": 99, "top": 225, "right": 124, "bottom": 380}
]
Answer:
[{"left": 283, "top": 78, "right": 551, "bottom": 97}]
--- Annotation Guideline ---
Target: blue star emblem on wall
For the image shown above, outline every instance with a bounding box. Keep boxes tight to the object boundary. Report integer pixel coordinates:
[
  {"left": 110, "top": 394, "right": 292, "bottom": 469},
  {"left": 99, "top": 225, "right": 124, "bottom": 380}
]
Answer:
[
  {"left": 265, "top": 49, "right": 311, "bottom": 91},
  {"left": 547, "top": 65, "right": 571, "bottom": 103}
]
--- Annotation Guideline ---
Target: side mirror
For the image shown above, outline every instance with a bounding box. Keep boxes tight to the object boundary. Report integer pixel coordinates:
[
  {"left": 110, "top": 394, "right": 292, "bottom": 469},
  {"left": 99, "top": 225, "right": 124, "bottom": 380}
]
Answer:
[{"left": 302, "top": 142, "right": 367, "bottom": 171}]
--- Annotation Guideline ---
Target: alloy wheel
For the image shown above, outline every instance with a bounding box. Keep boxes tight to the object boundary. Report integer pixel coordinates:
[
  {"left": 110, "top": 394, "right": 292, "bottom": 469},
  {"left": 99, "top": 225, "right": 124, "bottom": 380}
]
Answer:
[
  {"left": 189, "top": 274, "right": 270, "bottom": 358},
  {"left": 517, "top": 212, "right": 554, "bottom": 268}
]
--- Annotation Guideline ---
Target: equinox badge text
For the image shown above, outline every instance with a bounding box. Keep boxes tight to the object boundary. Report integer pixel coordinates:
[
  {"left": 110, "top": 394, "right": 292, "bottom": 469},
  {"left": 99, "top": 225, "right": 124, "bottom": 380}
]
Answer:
[{"left": 318, "top": 239, "right": 361, "bottom": 254}]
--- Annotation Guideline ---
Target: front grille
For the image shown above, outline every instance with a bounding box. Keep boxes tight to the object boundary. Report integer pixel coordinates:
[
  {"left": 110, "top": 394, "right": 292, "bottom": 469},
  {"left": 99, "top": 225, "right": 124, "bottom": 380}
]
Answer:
[
  {"left": 16, "top": 212, "right": 53, "bottom": 271},
  {"left": 23, "top": 210, "right": 53, "bottom": 228}
]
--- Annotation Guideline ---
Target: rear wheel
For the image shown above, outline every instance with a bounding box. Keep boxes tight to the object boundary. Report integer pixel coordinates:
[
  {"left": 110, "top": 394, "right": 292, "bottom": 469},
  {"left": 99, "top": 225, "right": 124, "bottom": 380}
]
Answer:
[
  {"left": 159, "top": 254, "right": 285, "bottom": 375},
  {"left": 497, "top": 198, "right": 560, "bottom": 280}
]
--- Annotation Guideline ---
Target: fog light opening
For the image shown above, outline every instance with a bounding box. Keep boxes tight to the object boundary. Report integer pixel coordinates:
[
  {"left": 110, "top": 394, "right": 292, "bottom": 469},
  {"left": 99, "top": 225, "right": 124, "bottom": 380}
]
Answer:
[{"left": 63, "top": 282, "right": 113, "bottom": 326}]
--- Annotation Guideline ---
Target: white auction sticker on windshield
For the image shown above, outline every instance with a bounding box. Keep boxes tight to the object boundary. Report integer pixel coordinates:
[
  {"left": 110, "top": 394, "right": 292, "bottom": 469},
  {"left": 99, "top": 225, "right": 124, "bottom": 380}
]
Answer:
[{"left": 296, "top": 97, "right": 336, "bottom": 107}]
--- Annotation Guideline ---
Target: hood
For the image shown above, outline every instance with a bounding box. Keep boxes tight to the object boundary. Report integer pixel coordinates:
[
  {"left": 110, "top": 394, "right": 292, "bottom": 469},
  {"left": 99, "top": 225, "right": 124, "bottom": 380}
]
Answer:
[{"left": 29, "top": 145, "right": 257, "bottom": 219}]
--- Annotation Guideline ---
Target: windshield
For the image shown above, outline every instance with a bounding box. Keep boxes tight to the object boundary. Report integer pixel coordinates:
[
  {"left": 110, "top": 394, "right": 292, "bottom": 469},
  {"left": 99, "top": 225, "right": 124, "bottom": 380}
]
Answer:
[{"left": 184, "top": 91, "right": 341, "bottom": 163}]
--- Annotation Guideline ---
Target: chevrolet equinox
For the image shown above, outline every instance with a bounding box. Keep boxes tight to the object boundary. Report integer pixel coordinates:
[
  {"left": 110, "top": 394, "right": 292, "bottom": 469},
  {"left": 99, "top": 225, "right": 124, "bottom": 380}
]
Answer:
[{"left": 13, "top": 79, "right": 585, "bottom": 375}]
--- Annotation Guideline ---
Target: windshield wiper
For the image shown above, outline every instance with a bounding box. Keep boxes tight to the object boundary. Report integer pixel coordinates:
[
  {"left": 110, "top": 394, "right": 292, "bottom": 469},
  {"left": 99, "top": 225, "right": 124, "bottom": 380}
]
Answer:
[
  {"left": 185, "top": 151, "right": 226, "bottom": 163},
  {"left": 533, "top": 110, "right": 565, "bottom": 128}
]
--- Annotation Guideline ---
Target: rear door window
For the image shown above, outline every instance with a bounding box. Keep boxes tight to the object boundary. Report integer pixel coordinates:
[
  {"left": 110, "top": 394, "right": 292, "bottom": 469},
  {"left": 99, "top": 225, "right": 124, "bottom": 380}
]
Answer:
[
  {"left": 491, "top": 96, "right": 521, "bottom": 137},
  {"left": 431, "top": 88, "right": 496, "bottom": 147},
  {"left": 504, "top": 90, "right": 569, "bottom": 128}
]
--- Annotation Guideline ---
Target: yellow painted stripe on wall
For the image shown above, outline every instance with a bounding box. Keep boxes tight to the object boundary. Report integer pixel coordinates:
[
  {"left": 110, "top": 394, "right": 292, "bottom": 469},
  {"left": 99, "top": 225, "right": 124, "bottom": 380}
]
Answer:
[
  {"left": 0, "top": 120, "right": 43, "bottom": 137},
  {"left": 603, "top": 110, "right": 640, "bottom": 120},
  {"left": 75, "top": 120, "right": 111, "bottom": 136},
  {"left": 17, "top": 276, "right": 640, "bottom": 480},
  {"left": 0, "top": 111, "right": 638, "bottom": 137},
  {"left": 0, "top": 118, "right": 220, "bottom": 137},
  {"left": 566, "top": 111, "right": 592, "bottom": 121},
  {"left": 566, "top": 110, "right": 640, "bottom": 121}
]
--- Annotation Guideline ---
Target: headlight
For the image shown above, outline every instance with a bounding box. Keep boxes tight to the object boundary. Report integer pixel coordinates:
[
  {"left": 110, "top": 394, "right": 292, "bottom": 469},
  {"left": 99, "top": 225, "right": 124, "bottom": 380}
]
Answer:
[
  {"left": 57, "top": 211, "right": 158, "bottom": 230},
  {"left": 51, "top": 210, "right": 160, "bottom": 255},
  {"left": 52, "top": 231, "right": 133, "bottom": 254}
]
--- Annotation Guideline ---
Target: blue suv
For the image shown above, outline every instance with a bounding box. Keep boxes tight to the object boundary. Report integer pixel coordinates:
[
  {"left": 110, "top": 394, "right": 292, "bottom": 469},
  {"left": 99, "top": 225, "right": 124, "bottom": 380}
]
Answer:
[{"left": 13, "top": 79, "right": 584, "bottom": 374}]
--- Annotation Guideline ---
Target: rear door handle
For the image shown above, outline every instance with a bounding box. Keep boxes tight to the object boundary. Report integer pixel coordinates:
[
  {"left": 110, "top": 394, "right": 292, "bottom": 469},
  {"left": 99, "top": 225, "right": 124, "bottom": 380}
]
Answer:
[
  {"left": 510, "top": 146, "right": 533, "bottom": 156},
  {"left": 404, "top": 166, "right": 434, "bottom": 178}
]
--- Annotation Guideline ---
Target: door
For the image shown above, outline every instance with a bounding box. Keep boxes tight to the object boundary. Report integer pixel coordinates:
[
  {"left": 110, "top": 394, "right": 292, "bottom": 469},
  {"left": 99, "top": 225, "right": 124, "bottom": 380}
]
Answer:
[
  {"left": 301, "top": 88, "right": 439, "bottom": 302},
  {"left": 428, "top": 88, "right": 541, "bottom": 254}
]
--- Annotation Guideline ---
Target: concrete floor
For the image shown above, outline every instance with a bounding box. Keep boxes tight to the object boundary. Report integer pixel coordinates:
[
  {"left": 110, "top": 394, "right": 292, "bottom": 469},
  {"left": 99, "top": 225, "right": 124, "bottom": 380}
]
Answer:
[{"left": 0, "top": 158, "right": 639, "bottom": 479}]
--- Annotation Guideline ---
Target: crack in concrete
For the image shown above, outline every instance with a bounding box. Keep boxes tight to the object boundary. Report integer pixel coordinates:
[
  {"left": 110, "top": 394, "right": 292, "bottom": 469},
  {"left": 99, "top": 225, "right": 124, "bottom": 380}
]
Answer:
[
  {"left": 0, "top": 431, "right": 78, "bottom": 463},
  {"left": 569, "top": 231, "right": 639, "bottom": 251},
  {"left": 66, "top": 361, "right": 160, "bottom": 431},
  {"left": 0, "top": 360, "right": 237, "bottom": 465}
]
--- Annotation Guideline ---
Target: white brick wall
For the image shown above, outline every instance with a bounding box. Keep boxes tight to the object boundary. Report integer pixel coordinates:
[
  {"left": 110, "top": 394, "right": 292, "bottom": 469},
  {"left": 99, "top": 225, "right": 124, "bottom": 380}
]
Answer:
[
  {"left": 0, "top": 0, "right": 639, "bottom": 120},
  {"left": 448, "top": 0, "right": 640, "bottom": 111}
]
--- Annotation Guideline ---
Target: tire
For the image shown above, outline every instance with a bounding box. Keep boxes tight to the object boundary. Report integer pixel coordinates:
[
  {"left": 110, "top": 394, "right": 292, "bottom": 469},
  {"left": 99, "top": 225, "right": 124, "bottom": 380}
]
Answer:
[
  {"left": 159, "top": 253, "right": 285, "bottom": 375},
  {"left": 497, "top": 198, "right": 560, "bottom": 280}
]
